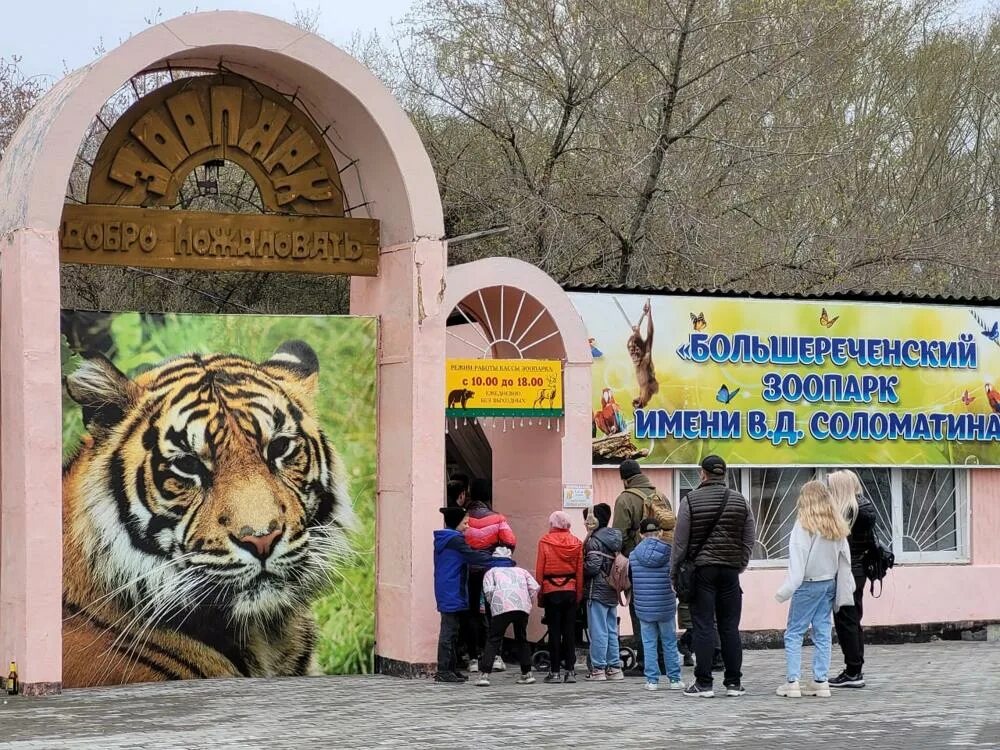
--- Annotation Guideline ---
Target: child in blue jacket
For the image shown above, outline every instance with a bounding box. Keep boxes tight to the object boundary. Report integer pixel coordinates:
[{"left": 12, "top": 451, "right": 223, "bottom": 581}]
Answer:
[
  {"left": 629, "top": 518, "right": 684, "bottom": 691},
  {"left": 434, "top": 506, "right": 494, "bottom": 682}
]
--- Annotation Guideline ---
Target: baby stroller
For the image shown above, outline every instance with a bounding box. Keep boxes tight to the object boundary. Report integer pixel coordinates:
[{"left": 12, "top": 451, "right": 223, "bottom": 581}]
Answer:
[{"left": 531, "top": 605, "right": 636, "bottom": 673}]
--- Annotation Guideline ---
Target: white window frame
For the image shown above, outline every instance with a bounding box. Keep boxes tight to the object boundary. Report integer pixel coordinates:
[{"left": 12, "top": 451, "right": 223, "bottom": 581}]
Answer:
[{"left": 673, "top": 467, "right": 970, "bottom": 567}]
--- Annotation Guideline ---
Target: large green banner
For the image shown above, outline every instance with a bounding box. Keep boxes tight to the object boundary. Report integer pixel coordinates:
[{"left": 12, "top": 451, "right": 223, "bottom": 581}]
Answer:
[{"left": 570, "top": 292, "right": 1000, "bottom": 467}]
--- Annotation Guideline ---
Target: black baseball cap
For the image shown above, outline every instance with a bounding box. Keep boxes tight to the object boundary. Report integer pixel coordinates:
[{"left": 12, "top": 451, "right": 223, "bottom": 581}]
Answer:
[
  {"left": 701, "top": 454, "right": 727, "bottom": 476},
  {"left": 639, "top": 518, "right": 660, "bottom": 533}
]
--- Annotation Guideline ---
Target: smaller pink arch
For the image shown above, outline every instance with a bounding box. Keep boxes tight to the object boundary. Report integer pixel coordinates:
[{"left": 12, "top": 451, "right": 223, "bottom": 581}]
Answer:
[{"left": 444, "top": 258, "right": 593, "bottom": 365}]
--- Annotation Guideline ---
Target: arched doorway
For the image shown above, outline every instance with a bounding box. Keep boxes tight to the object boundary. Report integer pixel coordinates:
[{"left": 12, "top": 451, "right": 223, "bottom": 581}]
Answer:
[{"left": 443, "top": 259, "right": 592, "bottom": 640}]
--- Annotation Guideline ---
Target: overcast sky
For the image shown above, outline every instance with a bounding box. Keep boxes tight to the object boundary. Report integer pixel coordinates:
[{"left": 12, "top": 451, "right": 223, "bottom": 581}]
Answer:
[
  {"left": 2, "top": 0, "right": 415, "bottom": 82},
  {"left": 2, "top": 0, "right": 996, "bottom": 82}
]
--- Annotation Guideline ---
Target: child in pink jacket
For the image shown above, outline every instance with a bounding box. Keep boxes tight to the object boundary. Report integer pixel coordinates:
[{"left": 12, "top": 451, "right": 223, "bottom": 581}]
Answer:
[{"left": 477, "top": 547, "right": 540, "bottom": 686}]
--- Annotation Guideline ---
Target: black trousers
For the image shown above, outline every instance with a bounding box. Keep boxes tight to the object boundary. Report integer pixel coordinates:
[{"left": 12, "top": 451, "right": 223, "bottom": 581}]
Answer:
[
  {"left": 437, "top": 612, "right": 462, "bottom": 674},
  {"left": 465, "top": 570, "right": 488, "bottom": 660},
  {"left": 834, "top": 573, "right": 867, "bottom": 674},
  {"left": 481, "top": 611, "right": 531, "bottom": 675},
  {"left": 628, "top": 594, "right": 644, "bottom": 665},
  {"left": 543, "top": 591, "right": 578, "bottom": 672},
  {"left": 690, "top": 565, "right": 743, "bottom": 687}
]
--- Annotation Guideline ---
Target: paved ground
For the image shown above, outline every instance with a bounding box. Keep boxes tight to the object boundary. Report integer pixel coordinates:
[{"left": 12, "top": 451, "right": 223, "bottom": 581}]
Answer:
[{"left": 2, "top": 642, "right": 998, "bottom": 749}]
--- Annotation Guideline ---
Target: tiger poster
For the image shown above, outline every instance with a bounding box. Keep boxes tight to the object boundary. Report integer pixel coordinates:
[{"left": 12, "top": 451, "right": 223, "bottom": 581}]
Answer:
[{"left": 59, "top": 311, "right": 377, "bottom": 687}]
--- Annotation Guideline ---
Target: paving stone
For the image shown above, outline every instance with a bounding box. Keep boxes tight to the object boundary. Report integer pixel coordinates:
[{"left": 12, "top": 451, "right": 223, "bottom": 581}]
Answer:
[{"left": 1, "top": 642, "right": 998, "bottom": 749}]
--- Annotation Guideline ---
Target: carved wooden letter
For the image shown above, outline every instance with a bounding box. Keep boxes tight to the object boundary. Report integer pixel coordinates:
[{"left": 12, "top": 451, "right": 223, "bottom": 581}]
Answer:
[
  {"left": 166, "top": 91, "right": 212, "bottom": 154},
  {"left": 108, "top": 145, "right": 171, "bottom": 196},
  {"left": 238, "top": 100, "right": 291, "bottom": 161},
  {"left": 130, "top": 110, "right": 189, "bottom": 170},
  {"left": 210, "top": 85, "right": 243, "bottom": 147},
  {"left": 263, "top": 128, "right": 321, "bottom": 174},
  {"left": 273, "top": 167, "right": 334, "bottom": 205}
]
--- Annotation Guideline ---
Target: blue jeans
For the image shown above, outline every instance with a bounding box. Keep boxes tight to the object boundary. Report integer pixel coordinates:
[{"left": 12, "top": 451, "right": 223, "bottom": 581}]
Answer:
[
  {"left": 587, "top": 601, "right": 620, "bottom": 669},
  {"left": 784, "top": 579, "right": 836, "bottom": 683},
  {"left": 639, "top": 619, "right": 681, "bottom": 683}
]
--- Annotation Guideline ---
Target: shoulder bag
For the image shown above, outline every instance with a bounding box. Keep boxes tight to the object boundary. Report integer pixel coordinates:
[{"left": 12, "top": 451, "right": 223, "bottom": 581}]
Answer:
[{"left": 675, "top": 489, "right": 729, "bottom": 604}]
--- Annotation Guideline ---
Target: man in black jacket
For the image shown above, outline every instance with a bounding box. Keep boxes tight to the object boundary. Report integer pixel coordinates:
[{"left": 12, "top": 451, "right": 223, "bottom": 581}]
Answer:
[{"left": 671, "top": 454, "right": 755, "bottom": 698}]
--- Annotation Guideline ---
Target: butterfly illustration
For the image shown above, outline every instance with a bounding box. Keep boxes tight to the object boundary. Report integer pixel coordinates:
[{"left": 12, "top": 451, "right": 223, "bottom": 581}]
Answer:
[
  {"left": 819, "top": 308, "right": 840, "bottom": 328},
  {"left": 690, "top": 312, "right": 707, "bottom": 331},
  {"left": 716, "top": 384, "right": 741, "bottom": 404},
  {"left": 588, "top": 337, "right": 603, "bottom": 358},
  {"left": 962, "top": 389, "right": 976, "bottom": 406},
  {"left": 982, "top": 321, "right": 999, "bottom": 345}
]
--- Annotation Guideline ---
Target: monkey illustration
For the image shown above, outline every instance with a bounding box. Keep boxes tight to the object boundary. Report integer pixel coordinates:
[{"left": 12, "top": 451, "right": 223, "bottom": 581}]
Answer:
[
  {"left": 448, "top": 388, "right": 475, "bottom": 409},
  {"left": 627, "top": 299, "right": 659, "bottom": 409}
]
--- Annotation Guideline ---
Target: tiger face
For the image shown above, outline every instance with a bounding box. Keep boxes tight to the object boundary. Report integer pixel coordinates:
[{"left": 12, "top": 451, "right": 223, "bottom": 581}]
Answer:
[{"left": 63, "top": 340, "right": 352, "bottom": 631}]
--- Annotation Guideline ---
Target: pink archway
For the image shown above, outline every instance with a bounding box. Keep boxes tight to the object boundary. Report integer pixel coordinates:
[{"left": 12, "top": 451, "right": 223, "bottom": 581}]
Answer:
[
  {"left": 0, "top": 12, "right": 446, "bottom": 693},
  {"left": 443, "top": 259, "right": 593, "bottom": 640}
]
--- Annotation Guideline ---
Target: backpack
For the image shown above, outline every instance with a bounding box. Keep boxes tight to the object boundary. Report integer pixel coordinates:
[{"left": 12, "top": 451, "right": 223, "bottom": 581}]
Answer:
[
  {"left": 594, "top": 539, "right": 632, "bottom": 605},
  {"left": 624, "top": 487, "right": 672, "bottom": 545},
  {"left": 863, "top": 537, "right": 895, "bottom": 597}
]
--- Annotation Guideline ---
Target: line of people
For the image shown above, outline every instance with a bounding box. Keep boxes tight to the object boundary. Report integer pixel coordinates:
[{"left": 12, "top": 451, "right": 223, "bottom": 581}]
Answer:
[{"left": 433, "top": 457, "right": 876, "bottom": 696}]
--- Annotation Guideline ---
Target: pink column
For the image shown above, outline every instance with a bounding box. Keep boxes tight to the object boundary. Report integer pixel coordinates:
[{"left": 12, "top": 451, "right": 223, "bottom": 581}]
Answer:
[
  {"left": 351, "top": 238, "right": 447, "bottom": 673},
  {"left": 0, "top": 229, "right": 63, "bottom": 694}
]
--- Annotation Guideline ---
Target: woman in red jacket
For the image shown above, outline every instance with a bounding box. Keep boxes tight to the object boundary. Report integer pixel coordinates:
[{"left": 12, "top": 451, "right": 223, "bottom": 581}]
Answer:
[{"left": 536, "top": 511, "right": 585, "bottom": 683}]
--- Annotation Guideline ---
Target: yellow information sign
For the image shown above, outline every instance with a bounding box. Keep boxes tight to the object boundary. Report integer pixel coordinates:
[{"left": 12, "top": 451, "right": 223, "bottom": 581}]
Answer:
[{"left": 445, "top": 359, "right": 563, "bottom": 417}]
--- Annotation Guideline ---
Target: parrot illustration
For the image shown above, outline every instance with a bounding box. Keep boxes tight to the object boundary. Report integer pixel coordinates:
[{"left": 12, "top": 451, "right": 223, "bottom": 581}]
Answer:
[
  {"left": 593, "top": 388, "right": 627, "bottom": 436},
  {"left": 986, "top": 383, "right": 1000, "bottom": 414}
]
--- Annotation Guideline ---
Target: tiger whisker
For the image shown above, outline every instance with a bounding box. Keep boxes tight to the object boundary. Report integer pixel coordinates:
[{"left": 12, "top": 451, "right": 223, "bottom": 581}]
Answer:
[{"left": 100, "top": 567, "right": 205, "bottom": 681}]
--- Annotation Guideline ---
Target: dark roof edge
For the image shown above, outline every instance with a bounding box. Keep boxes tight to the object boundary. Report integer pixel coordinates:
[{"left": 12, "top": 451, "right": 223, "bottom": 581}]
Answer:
[{"left": 562, "top": 284, "right": 998, "bottom": 308}]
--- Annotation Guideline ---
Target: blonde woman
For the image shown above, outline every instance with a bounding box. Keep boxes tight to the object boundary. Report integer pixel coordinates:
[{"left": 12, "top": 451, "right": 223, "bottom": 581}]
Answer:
[
  {"left": 774, "top": 480, "right": 853, "bottom": 698},
  {"left": 827, "top": 469, "right": 877, "bottom": 689}
]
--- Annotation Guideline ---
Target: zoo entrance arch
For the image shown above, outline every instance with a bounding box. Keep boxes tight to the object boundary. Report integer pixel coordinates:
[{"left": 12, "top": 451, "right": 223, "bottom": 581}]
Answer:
[
  {"left": 442, "top": 259, "right": 593, "bottom": 644},
  {"left": 0, "top": 11, "right": 446, "bottom": 694}
]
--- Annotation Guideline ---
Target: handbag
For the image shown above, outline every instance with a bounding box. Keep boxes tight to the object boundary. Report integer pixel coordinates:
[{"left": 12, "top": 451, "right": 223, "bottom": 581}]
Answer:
[{"left": 675, "top": 489, "right": 730, "bottom": 604}]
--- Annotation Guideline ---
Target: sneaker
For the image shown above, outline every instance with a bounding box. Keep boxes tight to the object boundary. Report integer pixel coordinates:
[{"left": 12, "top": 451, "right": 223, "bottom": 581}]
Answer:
[
  {"left": 644, "top": 681, "right": 658, "bottom": 691},
  {"left": 585, "top": 669, "right": 607, "bottom": 681},
  {"left": 668, "top": 680, "right": 685, "bottom": 690},
  {"left": 725, "top": 682, "right": 746, "bottom": 697},
  {"left": 468, "top": 660, "right": 480, "bottom": 673},
  {"left": 775, "top": 680, "right": 801, "bottom": 698},
  {"left": 605, "top": 667, "right": 625, "bottom": 681},
  {"left": 476, "top": 675, "right": 490, "bottom": 687},
  {"left": 493, "top": 656, "right": 507, "bottom": 672},
  {"left": 544, "top": 672, "right": 561, "bottom": 684},
  {"left": 683, "top": 683, "right": 715, "bottom": 698},
  {"left": 802, "top": 680, "right": 831, "bottom": 698},
  {"left": 451, "top": 671, "right": 469, "bottom": 682},
  {"left": 829, "top": 670, "right": 865, "bottom": 688},
  {"left": 563, "top": 670, "right": 577, "bottom": 684},
  {"left": 433, "top": 672, "right": 465, "bottom": 683},
  {"left": 516, "top": 672, "right": 536, "bottom": 685}
]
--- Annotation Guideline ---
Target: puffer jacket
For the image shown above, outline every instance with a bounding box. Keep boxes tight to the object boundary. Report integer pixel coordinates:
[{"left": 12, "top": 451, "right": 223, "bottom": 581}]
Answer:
[
  {"left": 464, "top": 500, "right": 517, "bottom": 555},
  {"left": 536, "top": 528, "right": 585, "bottom": 601},
  {"left": 583, "top": 527, "right": 623, "bottom": 608},
  {"left": 671, "top": 479, "right": 756, "bottom": 576},
  {"left": 847, "top": 495, "right": 878, "bottom": 576},
  {"left": 483, "top": 566, "right": 540, "bottom": 616},
  {"left": 433, "top": 529, "right": 495, "bottom": 613},
  {"left": 629, "top": 537, "right": 676, "bottom": 622}
]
